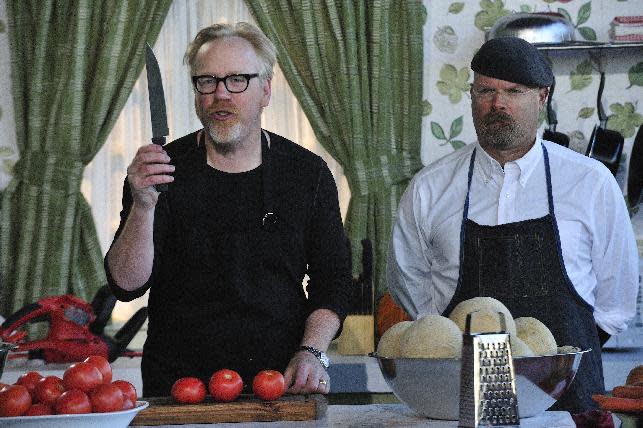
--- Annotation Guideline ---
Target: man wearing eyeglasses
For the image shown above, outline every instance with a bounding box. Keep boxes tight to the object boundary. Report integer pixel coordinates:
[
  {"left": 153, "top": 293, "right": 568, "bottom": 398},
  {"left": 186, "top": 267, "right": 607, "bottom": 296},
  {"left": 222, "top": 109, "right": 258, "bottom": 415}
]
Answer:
[
  {"left": 105, "top": 22, "right": 351, "bottom": 397},
  {"left": 387, "top": 37, "right": 638, "bottom": 413}
]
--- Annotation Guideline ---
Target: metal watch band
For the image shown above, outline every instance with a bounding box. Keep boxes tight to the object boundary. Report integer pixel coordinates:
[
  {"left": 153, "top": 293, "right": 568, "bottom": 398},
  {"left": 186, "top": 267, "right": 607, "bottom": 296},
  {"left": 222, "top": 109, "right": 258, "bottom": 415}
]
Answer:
[{"left": 298, "top": 345, "right": 329, "bottom": 368}]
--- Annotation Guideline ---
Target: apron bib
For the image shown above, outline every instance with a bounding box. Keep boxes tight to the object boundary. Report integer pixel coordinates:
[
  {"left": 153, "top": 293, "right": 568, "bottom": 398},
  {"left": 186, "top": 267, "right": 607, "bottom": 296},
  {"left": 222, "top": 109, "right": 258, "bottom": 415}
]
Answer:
[{"left": 443, "top": 145, "right": 603, "bottom": 413}]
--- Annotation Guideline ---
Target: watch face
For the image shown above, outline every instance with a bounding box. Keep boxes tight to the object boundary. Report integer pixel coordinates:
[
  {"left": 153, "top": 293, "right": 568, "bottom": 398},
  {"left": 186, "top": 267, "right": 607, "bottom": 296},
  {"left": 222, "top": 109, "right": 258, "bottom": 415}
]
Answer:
[{"left": 320, "top": 352, "right": 330, "bottom": 368}]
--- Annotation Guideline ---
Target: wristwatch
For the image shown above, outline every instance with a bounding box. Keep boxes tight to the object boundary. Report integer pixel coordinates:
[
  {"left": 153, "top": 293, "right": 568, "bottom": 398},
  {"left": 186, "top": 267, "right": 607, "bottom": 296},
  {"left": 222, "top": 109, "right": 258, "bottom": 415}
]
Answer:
[{"left": 299, "top": 345, "right": 330, "bottom": 369}]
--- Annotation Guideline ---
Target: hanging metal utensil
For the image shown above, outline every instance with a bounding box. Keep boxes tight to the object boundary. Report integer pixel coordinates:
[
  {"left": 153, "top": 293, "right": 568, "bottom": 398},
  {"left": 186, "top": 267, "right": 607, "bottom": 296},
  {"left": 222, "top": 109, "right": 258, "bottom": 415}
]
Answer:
[
  {"left": 585, "top": 72, "right": 624, "bottom": 176},
  {"left": 542, "top": 77, "right": 570, "bottom": 148}
]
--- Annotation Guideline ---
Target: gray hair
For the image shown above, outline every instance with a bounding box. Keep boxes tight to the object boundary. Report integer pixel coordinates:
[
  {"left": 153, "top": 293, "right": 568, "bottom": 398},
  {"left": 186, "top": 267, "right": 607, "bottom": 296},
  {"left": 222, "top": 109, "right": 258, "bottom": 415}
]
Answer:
[{"left": 184, "top": 22, "right": 276, "bottom": 80}]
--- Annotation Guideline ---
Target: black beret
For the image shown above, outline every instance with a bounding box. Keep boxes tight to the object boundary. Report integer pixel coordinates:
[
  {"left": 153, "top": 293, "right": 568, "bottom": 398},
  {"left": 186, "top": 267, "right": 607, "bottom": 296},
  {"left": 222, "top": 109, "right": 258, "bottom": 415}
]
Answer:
[{"left": 471, "top": 37, "right": 553, "bottom": 87}]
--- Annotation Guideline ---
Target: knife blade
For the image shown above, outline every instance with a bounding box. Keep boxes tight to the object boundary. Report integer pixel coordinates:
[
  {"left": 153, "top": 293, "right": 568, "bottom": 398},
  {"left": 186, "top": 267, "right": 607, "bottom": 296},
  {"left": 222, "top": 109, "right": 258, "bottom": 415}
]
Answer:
[{"left": 145, "top": 42, "right": 169, "bottom": 192}]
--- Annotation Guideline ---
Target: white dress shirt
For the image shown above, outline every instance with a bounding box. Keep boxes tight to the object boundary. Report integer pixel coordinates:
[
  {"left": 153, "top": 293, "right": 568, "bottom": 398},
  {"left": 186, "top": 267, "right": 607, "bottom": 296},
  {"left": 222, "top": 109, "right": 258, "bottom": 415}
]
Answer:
[{"left": 387, "top": 138, "right": 639, "bottom": 335}]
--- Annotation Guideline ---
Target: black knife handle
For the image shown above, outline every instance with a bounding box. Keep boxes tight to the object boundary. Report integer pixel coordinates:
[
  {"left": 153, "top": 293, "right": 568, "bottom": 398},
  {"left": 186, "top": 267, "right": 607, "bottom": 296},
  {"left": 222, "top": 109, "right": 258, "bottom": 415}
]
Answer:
[
  {"left": 151, "top": 136, "right": 168, "bottom": 192},
  {"left": 152, "top": 136, "right": 166, "bottom": 146}
]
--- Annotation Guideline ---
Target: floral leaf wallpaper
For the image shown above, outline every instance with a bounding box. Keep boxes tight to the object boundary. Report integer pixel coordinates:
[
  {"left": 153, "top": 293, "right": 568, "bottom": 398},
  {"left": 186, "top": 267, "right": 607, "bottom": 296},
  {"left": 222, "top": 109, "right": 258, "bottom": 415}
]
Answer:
[
  {"left": 558, "top": 2, "right": 597, "bottom": 41},
  {"left": 431, "top": 116, "right": 466, "bottom": 151},
  {"left": 434, "top": 26, "right": 458, "bottom": 53},
  {"left": 422, "top": 100, "right": 433, "bottom": 116},
  {"left": 607, "top": 102, "right": 643, "bottom": 138},
  {"left": 431, "top": 121, "right": 447, "bottom": 140},
  {"left": 422, "top": 0, "right": 643, "bottom": 175},
  {"left": 578, "top": 107, "right": 595, "bottom": 119},
  {"left": 448, "top": 2, "right": 465, "bottom": 14},
  {"left": 436, "top": 64, "right": 470, "bottom": 103},
  {"left": 569, "top": 59, "right": 593, "bottom": 91},
  {"left": 474, "top": 0, "right": 511, "bottom": 32}
]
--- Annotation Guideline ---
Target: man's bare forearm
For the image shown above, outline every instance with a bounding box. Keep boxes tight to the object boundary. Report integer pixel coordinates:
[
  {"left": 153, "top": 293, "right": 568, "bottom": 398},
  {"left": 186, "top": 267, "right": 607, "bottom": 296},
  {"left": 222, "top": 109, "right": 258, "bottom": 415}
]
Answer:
[
  {"left": 299, "top": 308, "right": 340, "bottom": 352},
  {"left": 106, "top": 203, "right": 156, "bottom": 291}
]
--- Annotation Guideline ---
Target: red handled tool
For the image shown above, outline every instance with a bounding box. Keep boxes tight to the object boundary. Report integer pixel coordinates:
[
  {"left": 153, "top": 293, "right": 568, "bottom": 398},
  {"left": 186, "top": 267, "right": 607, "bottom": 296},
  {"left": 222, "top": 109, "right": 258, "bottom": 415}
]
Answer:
[{"left": 1, "top": 286, "right": 147, "bottom": 363}]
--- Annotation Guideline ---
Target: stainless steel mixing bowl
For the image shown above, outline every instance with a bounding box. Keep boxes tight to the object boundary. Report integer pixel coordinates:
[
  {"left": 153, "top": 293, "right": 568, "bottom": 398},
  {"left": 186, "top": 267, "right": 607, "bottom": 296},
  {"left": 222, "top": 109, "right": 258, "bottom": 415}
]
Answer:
[
  {"left": 487, "top": 12, "right": 576, "bottom": 44},
  {"left": 372, "top": 349, "right": 587, "bottom": 420}
]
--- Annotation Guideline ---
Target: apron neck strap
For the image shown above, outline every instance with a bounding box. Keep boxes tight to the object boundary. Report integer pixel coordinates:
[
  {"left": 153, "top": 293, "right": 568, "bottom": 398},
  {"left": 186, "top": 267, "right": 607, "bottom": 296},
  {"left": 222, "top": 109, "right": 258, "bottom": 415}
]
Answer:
[
  {"left": 261, "top": 130, "right": 277, "bottom": 229},
  {"left": 542, "top": 144, "right": 555, "bottom": 216}
]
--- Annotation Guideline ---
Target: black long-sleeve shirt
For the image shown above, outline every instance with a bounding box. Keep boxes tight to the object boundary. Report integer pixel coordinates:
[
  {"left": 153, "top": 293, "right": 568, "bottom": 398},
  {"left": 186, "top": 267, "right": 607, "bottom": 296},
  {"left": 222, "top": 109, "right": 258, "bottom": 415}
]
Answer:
[{"left": 105, "top": 130, "right": 352, "bottom": 395}]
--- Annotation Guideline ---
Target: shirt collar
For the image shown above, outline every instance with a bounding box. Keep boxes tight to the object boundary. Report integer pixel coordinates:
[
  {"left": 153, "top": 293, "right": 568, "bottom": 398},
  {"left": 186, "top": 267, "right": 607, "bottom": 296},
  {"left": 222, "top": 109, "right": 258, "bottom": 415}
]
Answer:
[{"left": 475, "top": 138, "right": 543, "bottom": 187}]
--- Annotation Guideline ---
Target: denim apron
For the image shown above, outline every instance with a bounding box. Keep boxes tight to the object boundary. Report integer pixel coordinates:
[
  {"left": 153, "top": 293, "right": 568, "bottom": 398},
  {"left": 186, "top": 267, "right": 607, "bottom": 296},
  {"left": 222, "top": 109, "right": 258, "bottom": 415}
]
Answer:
[{"left": 443, "top": 144, "right": 604, "bottom": 413}]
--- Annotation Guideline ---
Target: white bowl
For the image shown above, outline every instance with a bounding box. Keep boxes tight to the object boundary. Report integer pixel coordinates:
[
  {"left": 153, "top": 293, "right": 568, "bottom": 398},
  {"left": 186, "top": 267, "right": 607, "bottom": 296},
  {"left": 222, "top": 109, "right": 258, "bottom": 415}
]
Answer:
[
  {"left": 0, "top": 400, "right": 149, "bottom": 428},
  {"left": 372, "top": 350, "right": 587, "bottom": 420}
]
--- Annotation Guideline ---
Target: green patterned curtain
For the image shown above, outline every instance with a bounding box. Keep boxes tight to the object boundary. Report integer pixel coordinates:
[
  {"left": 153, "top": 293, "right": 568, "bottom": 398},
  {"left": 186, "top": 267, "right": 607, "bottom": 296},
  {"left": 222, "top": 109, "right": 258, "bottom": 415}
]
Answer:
[
  {"left": 0, "top": 0, "right": 171, "bottom": 317},
  {"left": 246, "top": 1, "right": 424, "bottom": 301}
]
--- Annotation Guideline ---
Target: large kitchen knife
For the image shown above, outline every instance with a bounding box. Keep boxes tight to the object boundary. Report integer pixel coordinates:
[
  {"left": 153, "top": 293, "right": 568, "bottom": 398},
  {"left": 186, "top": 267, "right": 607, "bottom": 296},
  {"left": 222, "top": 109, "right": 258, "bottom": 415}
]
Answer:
[{"left": 145, "top": 42, "right": 169, "bottom": 192}]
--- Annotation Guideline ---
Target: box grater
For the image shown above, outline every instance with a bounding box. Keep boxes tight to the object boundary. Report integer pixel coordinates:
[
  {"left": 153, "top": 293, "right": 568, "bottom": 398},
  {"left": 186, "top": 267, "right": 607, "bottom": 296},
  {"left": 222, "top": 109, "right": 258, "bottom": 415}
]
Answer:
[{"left": 458, "top": 312, "right": 520, "bottom": 427}]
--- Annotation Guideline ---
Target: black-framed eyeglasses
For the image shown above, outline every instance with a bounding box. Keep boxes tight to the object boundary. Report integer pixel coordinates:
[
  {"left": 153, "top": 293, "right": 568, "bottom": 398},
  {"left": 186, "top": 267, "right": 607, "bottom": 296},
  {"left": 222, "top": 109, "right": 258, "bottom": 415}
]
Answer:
[{"left": 191, "top": 73, "right": 260, "bottom": 94}]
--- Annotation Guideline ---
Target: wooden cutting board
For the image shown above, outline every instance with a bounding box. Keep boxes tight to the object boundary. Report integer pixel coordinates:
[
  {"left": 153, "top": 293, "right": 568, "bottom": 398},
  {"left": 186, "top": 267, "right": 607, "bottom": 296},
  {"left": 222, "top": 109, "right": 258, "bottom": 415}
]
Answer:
[{"left": 131, "top": 394, "right": 327, "bottom": 425}]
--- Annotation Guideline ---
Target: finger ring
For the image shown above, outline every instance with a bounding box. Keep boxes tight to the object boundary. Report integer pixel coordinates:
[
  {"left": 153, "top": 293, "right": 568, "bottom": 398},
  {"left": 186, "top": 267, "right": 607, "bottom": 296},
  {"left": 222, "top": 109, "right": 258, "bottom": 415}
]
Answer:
[{"left": 319, "top": 379, "right": 327, "bottom": 385}]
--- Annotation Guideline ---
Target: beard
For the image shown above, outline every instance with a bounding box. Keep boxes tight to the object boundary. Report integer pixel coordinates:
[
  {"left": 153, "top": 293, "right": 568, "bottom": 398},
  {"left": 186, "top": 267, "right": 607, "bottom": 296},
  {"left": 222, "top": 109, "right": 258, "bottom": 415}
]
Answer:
[
  {"left": 196, "top": 102, "right": 262, "bottom": 153},
  {"left": 475, "top": 111, "right": 526, "bottom": 151},
  {"left": 205, "top": 121, "right": 243, "bottom": 153},
  {"left": 196, "top": 102, "right": 248, "bottom": 153}
]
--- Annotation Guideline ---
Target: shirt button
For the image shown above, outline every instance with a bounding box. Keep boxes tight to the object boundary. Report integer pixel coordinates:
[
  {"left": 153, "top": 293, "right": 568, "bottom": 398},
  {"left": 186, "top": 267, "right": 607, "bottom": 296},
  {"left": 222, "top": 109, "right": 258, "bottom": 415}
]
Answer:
[{"left": 505, "top": 193, "right": 510, "bottom": 198}]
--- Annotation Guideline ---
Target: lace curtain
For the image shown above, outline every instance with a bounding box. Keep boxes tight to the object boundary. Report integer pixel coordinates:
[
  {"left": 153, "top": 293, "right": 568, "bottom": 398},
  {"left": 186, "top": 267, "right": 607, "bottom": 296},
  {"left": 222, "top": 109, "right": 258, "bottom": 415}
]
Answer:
[{"left": 81, "top": 0, "right": 349, "bottom": 323}]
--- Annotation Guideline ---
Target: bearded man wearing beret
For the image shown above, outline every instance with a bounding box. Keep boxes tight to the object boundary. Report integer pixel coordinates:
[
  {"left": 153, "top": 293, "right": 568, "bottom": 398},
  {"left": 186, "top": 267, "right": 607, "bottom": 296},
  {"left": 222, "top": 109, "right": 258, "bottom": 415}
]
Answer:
[{"left": 387, "top": 37, "right": 639, "bottom": 412}]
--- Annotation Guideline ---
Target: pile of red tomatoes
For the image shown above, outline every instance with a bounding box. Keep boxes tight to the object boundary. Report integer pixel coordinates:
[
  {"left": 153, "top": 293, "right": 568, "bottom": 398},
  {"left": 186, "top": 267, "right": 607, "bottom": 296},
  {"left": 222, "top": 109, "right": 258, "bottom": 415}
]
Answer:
[{"left": 0, "top": 355, "right": 137, "bottom": 417}]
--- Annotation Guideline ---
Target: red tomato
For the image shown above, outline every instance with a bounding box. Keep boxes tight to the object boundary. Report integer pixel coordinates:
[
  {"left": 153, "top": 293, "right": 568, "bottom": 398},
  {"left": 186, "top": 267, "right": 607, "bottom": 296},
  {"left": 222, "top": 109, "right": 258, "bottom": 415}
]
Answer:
[
  {"left": 25, "top": 402, "right": 53, "bottom": 416},
  {"left": 171, "top": 377, "right": 206, "bottom": 404},
  {"left": 90, "top": 383, "right": 124, "bottom": 413},
  {"left": 121, "top": 397, "right": 135, "bottom": 410},
  {"left": 209, "top": 369, "right": 243, "bottom": 402},
  {"left": 252, "top": 370, "right": 285, "bottom": 401},
  {"left": 16, "top": 371, "right": 43, "bottom": 396},
  {"left": 0, "top": 384, "right": 32, "bottom": 417},
  {"left": 112, "top": 380, "right": 137, "bottom": 404},
  {"left": 55, "top": 389, "right": 92, "bottom": 414},
  {"left": 83, "top": 355, "right": 112, "bottom": 384},
  {"left": 0, "top": 383, "right": 9, "bottom": 392},
  {"left": 33, "top": 375, "right": 65, "bottom": 405},
  {"left": 63, "top": 362, "right": 103, "bottom": 392}
]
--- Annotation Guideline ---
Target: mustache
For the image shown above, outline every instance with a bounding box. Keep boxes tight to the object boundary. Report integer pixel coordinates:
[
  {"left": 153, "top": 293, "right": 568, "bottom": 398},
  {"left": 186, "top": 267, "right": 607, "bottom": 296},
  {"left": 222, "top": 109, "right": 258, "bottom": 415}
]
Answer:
[
  {"left": 204, "top": 103, "right": 238, "bottom": 114},
  {"left": 482, "top": 111, "right": 513, "bottom": 126}
]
